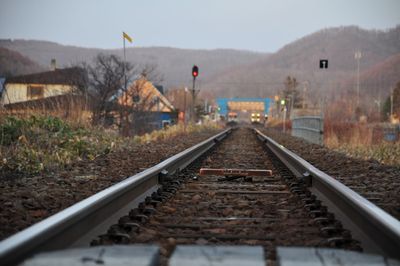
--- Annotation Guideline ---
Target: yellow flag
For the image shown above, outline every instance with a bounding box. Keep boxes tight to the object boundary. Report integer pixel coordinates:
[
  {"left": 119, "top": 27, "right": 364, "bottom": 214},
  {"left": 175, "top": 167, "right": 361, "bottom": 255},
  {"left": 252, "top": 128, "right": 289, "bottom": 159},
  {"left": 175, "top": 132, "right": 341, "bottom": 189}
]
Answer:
[{"left": 123, "top": 32, "right": 133, "bottom": 43}]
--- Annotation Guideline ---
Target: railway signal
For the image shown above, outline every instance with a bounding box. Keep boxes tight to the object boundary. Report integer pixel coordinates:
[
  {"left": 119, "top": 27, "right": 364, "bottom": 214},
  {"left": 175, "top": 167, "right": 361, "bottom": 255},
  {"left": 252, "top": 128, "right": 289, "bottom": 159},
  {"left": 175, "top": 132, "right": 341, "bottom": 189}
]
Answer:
[
  {"left": 192, "top": 65, "right": 199, "bottom": 78},
  {"left": 191, "top": 65, "right": 199, "bottom": 122}
]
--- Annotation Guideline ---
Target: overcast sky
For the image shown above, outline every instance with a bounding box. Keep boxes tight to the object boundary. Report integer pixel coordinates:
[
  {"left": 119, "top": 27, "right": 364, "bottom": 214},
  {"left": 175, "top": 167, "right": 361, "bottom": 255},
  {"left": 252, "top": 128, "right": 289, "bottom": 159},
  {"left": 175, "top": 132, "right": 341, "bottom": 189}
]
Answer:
[{"left": 0, "top": 0, "right": 399, "bottom": 52}]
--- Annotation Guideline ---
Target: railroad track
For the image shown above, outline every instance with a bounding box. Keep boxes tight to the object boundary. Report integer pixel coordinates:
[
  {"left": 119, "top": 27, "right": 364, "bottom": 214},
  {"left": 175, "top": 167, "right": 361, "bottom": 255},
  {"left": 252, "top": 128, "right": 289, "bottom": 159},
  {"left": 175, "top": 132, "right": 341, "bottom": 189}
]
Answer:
[
  {"left": 1, "top": 127, "right": 400, "bottom": 265},
  {"left": 261, "top": 129, "right": 400, "bottom": 221}
]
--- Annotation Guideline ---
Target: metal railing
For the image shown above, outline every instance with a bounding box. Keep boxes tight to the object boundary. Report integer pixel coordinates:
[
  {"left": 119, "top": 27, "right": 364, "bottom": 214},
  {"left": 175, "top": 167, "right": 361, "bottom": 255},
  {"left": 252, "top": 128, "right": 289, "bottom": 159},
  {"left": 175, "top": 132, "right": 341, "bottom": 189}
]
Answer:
[
  {"left": 291, "top": 116, "right": 324, "bottom": 145},
  {"left": 254, "top": 129, "right": 400, "bottom": 259}
]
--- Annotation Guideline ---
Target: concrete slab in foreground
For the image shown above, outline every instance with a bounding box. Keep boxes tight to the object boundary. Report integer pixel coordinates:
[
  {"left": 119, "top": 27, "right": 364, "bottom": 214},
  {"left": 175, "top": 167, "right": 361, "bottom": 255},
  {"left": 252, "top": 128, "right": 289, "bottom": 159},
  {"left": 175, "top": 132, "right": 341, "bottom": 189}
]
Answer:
[
  {"left": 169, "top": 245, "right": 265, "bottom": 266},
  {"left": 277, "top": 247, "right": 400, "bottom": 266},
  {"left": 20, "top": 245, "right": 159, "bottom": 266}
]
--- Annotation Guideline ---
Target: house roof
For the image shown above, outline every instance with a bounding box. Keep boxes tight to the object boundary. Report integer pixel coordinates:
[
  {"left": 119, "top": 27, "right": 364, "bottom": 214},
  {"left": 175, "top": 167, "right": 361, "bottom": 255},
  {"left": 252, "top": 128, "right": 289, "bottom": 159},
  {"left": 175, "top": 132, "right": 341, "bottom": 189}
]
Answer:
[
  {"left": 119, "top": 78, "right": 175, "bottom": 112},
  {"left": 5, "top": 67, "right": 86, "bottom": 85},
  {"left": 150, "top": 85, "right": 175, "bottom": 111}
]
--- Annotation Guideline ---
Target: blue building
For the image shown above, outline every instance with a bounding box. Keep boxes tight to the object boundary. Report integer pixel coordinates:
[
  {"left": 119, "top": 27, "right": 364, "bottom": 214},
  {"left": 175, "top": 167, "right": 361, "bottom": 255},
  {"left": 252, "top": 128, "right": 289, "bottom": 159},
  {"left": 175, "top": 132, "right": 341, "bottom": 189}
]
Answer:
[{"left": 216, "top": 97, "right": 272, "bottom": 117}]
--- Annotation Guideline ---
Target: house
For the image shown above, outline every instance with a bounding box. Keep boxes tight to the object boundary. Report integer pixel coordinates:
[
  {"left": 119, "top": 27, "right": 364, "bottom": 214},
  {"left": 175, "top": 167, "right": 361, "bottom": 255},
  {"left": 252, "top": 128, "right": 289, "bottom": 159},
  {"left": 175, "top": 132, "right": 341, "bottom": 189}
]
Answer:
[
  {"left": 118, "top": 77, "right": 176, "bottom": 133},
  {"left": 1, "top": 67, "right": 86, "bottom": 105},
  {"left": 118, "top": 77, "right": 175, "bottom": 112}
]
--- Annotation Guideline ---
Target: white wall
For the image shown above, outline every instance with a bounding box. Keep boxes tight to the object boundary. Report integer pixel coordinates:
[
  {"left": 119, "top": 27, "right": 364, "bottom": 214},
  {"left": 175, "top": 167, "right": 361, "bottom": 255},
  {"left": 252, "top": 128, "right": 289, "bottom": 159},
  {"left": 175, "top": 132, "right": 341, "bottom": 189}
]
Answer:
[{"left": 1, "top": 83, "right": 73, "bottom": 104}]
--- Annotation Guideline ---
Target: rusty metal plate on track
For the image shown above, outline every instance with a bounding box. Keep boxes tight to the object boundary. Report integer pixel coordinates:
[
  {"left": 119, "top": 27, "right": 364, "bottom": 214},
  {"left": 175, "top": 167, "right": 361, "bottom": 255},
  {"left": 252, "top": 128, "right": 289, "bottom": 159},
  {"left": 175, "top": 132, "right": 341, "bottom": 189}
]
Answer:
[
  {"left": 180, "top": 189, "right": 289, "bottom": 195},
  {"left": 160, "top": 224, "right": 274, "bottom": 229},
  {"left": 199, "top": 168, "right": 272, "bottom": 177},
  {"left": 185, "top": 183, "right": 286, "bottom": 189},
  {"left": 162, "top": 233, "right": 275, "bottom": 241}
]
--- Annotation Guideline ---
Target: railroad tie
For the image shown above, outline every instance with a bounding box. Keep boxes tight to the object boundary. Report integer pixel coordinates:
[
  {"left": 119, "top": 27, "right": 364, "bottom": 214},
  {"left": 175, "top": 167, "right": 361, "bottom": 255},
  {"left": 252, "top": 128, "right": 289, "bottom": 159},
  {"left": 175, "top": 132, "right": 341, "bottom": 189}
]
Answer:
[{"left": 199, "top": 168, "right": 273, "bottom": 181}]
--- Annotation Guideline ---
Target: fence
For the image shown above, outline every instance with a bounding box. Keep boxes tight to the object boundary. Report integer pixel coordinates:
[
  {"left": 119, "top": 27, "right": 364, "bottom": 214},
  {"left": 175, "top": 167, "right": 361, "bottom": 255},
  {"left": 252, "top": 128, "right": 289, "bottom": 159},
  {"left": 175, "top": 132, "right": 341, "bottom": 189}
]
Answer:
[
  {"left": 130, "top": 111, "right": 178, "bottom": 136},
  {"left": 291, "top": 116, "right": 324, "bottom": 145},
  {"left": 0, "top": 95, "right": 90, "bottom": 123},
  {"left": 383, "top": 125, "right": 400, "bottom": 142}
]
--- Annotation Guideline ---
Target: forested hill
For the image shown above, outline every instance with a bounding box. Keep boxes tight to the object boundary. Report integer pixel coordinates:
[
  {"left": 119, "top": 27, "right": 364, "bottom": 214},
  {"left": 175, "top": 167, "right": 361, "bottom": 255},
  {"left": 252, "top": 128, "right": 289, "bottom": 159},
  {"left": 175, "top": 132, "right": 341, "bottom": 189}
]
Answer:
[
  {"left": 0, "top": 39, "right": 266, "bottom": 88},
  {"left": 205, "top": 25, "right": 400, "bottom": 98},
  {"left": 0, "top": 47, "right": 44, "bottom": 77},
  {"left": 1, "top": 25, "right": 399, "bottom": 99}
]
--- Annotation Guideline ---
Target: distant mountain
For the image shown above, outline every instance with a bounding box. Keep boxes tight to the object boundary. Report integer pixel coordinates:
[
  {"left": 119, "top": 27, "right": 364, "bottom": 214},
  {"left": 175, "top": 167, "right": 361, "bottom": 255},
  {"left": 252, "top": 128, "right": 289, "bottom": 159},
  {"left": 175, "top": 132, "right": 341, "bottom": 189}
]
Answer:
[
  {"left": 205, "top": 26, "right": 400, "bottom": 99},
  {"left": 0, "top": 47, "right": 44, "bottom": 77},
  {"left": 0, "top": 39, "right": 265, "bottom": 88},
  {"left": 261, "top": 26, "right": 399, "bottom": 71},
  {"left": 1, "top": 25, "right": 399, "bottom": 109}
]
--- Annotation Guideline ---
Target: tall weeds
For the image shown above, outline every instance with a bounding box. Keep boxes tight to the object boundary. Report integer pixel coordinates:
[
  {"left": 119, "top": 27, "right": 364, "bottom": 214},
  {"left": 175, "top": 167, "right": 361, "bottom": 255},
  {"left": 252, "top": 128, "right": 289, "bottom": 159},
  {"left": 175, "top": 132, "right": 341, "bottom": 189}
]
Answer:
[
  {"left": 0, "top": 115, "right": 222, "bottom": 178},
  {"left": 324, "top": 119, "right": 400, "bottom": 166}
]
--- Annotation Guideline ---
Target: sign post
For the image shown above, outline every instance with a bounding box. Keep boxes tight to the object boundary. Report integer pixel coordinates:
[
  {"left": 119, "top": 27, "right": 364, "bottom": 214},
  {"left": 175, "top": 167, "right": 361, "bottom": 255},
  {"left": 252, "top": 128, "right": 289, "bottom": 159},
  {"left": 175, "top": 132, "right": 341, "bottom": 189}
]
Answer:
[{"left": 319, "top": 59, "right": 328, "bottom": 69}]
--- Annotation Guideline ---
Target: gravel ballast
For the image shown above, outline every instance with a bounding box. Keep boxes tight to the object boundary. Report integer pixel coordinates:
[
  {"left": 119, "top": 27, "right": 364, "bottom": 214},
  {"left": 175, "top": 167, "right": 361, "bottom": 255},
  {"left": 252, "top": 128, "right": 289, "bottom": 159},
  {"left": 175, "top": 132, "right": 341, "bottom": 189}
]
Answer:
[{"left": 0, "top": 129, "right": 221, "bottom": 240}]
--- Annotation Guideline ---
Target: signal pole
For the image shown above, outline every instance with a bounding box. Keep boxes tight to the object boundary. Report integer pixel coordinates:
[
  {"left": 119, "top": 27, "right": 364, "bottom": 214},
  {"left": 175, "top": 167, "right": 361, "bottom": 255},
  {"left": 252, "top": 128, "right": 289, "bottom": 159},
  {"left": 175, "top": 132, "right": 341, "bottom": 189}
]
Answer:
[
  {"left": 192, "top": 76, "right": 196, "bottom": 122},
  {"left": 191, "top": 65, "right": 199, "bottom": 123},
  {"left": 183, "top": 87, "right": 187, "bottom": 132}
]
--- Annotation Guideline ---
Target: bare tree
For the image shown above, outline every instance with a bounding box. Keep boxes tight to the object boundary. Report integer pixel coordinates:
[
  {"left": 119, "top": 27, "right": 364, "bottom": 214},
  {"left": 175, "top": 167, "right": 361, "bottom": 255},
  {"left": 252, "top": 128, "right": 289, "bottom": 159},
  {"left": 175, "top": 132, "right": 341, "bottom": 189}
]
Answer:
[
  {"left": 140, "top": 63, "right": 164, "bottom": 85},
  {"left": 77, "top": 54, "right": 136, "bottom": 125},
  {"left": 282, "top": 76, "right": 302, "bottom": 116},
  {"left": 75, "top": 54, "right": 165, "bottom": 134}
]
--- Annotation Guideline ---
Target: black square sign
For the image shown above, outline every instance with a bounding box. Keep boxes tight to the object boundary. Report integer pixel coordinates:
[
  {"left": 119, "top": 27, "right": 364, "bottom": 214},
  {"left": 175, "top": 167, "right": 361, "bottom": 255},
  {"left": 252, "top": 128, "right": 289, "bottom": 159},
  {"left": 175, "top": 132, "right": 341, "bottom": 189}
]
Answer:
[{"left": 320, "top": 59, "right": 328, "bottom": 69}]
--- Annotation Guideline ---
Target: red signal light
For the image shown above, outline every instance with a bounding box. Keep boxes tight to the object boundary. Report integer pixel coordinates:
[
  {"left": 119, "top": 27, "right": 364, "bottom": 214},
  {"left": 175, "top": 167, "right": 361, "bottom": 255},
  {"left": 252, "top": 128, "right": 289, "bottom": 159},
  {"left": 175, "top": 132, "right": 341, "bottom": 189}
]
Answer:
[{"left": 192, "top": 65, "right": 199, "bottom": 78}]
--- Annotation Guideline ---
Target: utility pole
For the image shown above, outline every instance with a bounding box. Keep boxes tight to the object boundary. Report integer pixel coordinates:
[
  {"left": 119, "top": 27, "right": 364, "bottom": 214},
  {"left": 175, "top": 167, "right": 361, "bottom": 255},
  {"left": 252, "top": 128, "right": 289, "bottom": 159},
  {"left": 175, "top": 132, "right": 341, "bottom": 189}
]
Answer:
[
  {"left": 390, "top": 87, "right": 394, "bottom": 121},
  {"left": 281, "top": 99, "right": 286, "bottom": 133},
  {"left": 302, "top": 81, "right": 309, "bottom": 109},
  {"left": 122, "top": 31, "right": 133, "bottom": 101},
  {"left": 283, "top": 107, "right": 287, "bottom": 133},
  {"left": 355, "top": 51, "right": 362, "bottom": 108},
  {"left": 122, "top": 32, "right": 133, "bottom": 135},
  {"left": 289, "top": 93, "right": 294, "bottom": 118}
]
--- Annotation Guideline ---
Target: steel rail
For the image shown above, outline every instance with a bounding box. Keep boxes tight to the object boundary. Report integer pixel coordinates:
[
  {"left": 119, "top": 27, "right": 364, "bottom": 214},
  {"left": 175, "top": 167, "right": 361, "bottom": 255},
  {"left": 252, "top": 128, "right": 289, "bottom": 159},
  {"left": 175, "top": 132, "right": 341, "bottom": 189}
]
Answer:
[
  {"left": 254, "top": 128, "right": 400, "bottom": 259},
  {"left": 0, "top": 128, "right": 232, "bottom": 265}
]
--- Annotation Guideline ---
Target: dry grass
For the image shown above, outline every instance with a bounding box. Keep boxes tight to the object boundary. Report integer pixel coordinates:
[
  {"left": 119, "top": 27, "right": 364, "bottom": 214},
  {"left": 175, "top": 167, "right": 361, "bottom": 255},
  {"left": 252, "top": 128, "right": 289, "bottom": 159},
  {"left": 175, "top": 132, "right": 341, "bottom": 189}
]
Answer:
[
  {"left": 332, "top": 142, "right": 400, "bottom": 166},
  {"left": 0, "top": 115, "right": 222, "bottom": 178},
  {"left": 133, "top": 122, "right": 222, "bottom": 144},
  {"left": 0, "top": 94, "right": 90, "bottom": 125},
  {"left": 324, "top": 119, "right": 400, "bottom": 166},
  {"left": 0, "top": 116, "right": 121, "bottom": 177},
  {"left": 324, "top": 120, "right": 372, "bottom": 146},
  {"left": 266, "top": 117, "right": 291, "bottom": 132}
]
